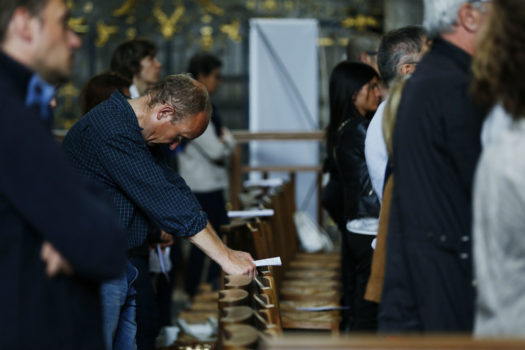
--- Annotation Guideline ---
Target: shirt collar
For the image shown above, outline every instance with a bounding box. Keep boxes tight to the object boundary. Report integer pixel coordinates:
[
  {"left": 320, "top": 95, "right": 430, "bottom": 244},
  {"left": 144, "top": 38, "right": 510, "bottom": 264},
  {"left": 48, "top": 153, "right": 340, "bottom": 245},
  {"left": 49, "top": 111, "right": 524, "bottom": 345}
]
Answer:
[
  {"left": 25, "top": 73, "right": 56, "bottom": 120},
  {"left": 129, "top": 84, "right": 140, "bottom": 99}
]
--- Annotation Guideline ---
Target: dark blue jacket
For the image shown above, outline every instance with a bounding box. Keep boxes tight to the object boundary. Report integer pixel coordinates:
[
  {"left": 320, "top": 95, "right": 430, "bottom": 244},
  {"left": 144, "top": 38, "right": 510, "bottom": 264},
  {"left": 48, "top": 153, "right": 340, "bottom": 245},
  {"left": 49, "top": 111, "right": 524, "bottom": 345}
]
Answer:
[
  {"left": 379, "top": 39, "right": 486, "bottom": 332},
  {"left": 0, "top": 51, "right": 126, "bottom": 349}
]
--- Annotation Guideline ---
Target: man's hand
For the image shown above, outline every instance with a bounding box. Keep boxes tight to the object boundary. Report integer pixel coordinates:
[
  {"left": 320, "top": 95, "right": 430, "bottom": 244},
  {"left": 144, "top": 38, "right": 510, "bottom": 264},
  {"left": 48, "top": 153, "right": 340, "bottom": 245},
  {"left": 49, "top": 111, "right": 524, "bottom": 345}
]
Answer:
[
  {"left": 40, "top": 241, "right": 73, "bottom": 277},
  {"left": 188, "top": 221, "right": 257, "bottom": 279},
  {"left": 222, "top": 248, "right": 257, "bottom": 278},
  {"left": 159, "top": 230, "right": 174, "bottom": 249}
]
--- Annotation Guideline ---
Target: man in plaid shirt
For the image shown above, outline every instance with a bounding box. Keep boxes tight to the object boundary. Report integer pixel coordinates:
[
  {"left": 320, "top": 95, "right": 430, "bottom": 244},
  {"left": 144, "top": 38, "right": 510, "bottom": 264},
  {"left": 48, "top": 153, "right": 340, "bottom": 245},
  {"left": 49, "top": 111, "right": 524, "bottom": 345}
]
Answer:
[{"left": 63, "top": 74, "right": 255, "bottom": 350}]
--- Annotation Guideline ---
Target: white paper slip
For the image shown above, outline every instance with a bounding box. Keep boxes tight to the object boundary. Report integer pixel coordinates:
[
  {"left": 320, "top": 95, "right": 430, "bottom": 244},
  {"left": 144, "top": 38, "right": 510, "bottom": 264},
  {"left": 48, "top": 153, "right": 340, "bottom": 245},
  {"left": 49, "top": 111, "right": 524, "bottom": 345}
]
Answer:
[
  {"left": 227, "top": 209, "right": 274, "bottom": 218},
  {"left": 295, "top": 306, "right": 350, "bottom": 312},
  {"left": 243, "top": 178, "right": 284, "bottom": 188},
  {"left": 254, "top": 257, "right": 282, "bottom": 267}
]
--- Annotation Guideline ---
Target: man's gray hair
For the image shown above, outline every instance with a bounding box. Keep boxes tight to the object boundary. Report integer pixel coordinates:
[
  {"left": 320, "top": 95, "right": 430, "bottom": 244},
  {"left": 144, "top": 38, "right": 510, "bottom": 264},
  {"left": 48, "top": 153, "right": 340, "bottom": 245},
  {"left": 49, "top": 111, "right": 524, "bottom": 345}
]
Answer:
[
  {"left": 147, "top": 74, "right": 212, "bottom": 124},
  {"left": 377, "top": 25, "right": 426, "bottom": 86},
  {"left": 423, "top": 0, "right": 485, "bottom": 38}
]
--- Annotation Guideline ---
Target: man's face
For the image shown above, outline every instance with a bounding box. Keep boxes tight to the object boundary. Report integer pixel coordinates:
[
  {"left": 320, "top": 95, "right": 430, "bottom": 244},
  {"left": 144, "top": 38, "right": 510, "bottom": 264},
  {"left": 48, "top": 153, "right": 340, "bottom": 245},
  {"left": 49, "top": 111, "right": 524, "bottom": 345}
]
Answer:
[
  {"left": 198, "top": 68, "right": 221, "bottom": 95},
  {"left": 474, "top": 1, "right": 494, "bottom": 48},
  {"left": 354, "top": 76, "right": 381, "bottom": 116},
  {"left": 32, "top": 0, "right": 81, "bottom": 85},
  {"left": 137, "top": 55, "right": 162, "bottom": 87},
  {"left": 148, "top": 108, "right": 210, "bottom": 150}
]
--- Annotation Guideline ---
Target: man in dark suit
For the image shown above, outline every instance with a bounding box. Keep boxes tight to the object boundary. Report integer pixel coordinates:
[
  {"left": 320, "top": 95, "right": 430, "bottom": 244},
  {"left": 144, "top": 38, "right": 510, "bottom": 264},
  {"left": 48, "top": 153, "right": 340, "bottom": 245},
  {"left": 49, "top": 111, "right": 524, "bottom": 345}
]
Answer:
[{"left": 0, "top": 0, "right": 127, "bottom": 349}]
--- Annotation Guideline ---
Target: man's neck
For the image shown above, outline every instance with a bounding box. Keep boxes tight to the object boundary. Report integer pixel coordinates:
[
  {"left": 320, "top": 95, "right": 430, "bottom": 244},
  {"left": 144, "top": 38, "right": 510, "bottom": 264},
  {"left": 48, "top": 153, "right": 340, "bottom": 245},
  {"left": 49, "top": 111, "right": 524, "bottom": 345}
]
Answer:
[
  {"left": 440, "top": 31, "right": 475, "bottom": 56},
  {"left": 132, "top": 77, "right": 149, "bottom": 97},
  {"left": 128, "top": 96, "right": 148, "bottom": 126}
]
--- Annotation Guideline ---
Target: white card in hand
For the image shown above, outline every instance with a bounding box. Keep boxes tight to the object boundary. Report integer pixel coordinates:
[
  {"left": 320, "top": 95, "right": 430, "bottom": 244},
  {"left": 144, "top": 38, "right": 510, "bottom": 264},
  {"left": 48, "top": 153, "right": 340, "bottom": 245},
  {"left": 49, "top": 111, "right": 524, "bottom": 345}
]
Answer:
[{"left": 254, "top": 257, "right": 282, "bottom": 267}]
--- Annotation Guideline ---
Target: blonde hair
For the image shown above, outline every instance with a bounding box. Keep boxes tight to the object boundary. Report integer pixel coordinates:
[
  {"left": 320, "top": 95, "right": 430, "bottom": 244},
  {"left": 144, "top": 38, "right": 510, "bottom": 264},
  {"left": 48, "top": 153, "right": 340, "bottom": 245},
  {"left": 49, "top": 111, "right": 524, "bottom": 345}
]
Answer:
[{"left": 382, "top": 75, "right": 411, "bottom": 158}]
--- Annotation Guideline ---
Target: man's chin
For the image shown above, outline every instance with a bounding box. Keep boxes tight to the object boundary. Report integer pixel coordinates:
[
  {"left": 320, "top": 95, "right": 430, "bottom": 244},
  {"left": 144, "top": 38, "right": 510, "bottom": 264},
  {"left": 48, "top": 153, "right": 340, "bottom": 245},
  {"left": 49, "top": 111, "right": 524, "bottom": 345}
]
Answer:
[{"left": 40, "top": 70, "right": 72, "bottom": 86}]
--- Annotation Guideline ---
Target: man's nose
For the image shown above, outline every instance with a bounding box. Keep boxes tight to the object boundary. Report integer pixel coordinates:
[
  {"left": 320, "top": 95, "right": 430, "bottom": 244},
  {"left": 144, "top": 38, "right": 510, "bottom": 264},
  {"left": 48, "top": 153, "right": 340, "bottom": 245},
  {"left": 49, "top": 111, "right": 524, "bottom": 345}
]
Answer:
[
  {"left": 68, "top": 30, "right": 82, "bottom": 49},
  {"left": 374, "top": 87, "right": 382, "bottom": 98}
]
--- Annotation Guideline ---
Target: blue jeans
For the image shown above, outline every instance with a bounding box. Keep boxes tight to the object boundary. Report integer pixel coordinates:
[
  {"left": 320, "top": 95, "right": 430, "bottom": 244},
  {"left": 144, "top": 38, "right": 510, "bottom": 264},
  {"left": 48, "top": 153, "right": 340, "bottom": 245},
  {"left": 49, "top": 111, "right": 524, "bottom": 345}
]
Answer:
[{"left": 100, "top": 260, "right": 139, "bottom": 350}]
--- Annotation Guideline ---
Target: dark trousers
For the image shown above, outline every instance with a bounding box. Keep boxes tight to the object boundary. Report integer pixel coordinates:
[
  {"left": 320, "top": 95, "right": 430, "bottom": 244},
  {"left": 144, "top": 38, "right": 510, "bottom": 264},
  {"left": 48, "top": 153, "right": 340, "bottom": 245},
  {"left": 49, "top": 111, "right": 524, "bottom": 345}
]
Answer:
[
  {"left": 129, "top": 255, "right": 160, "bottom": 350},
  {"left": 343, "top": 232, "right": 378, "bottom": 331},
  {"left": 154, "top": 243, "right": 182, "bottom": 327},
  {"left": 185, "top": 190, "right": 229, "bottom": 297}
]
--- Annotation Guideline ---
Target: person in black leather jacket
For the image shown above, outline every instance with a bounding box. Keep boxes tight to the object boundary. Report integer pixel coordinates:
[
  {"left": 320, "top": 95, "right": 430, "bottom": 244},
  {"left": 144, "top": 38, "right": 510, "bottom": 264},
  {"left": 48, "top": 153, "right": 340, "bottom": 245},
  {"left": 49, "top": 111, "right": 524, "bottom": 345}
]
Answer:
[{"left": 327, "top": 61, "right": 381, "bottom": 331}]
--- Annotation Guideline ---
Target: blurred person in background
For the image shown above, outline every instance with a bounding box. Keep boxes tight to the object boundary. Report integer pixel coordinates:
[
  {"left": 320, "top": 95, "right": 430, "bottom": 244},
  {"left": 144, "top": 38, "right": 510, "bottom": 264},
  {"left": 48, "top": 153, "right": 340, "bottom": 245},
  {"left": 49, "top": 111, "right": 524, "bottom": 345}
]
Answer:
[
  {"left": 110, "top": 39, "right": 161, "bottom": 98},
  {"left": 471, "top": 0, "right": 525, "bottom": 337},
  {"left": 327, "top": 61, "right": 381, "bottom": 331},
  {"left": 178, "top": 53, "right": 235, "bottom": 297}
]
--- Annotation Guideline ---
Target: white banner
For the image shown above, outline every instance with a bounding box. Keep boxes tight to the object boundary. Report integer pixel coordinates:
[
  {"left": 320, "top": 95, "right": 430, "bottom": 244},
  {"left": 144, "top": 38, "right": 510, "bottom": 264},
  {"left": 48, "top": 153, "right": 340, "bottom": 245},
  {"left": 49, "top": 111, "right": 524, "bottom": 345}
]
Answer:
[{"left": 249, "top": 18, "right": 319, "bottom": 220}]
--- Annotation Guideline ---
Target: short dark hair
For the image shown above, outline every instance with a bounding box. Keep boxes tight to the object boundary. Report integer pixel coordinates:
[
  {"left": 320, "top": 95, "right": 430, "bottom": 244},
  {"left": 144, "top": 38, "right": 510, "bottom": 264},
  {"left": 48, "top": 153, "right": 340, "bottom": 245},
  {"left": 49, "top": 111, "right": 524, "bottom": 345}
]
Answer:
[
  {"left": 80, "top": 72, "right": 131, "bottom": 115},
  {"left": 187, "top": 53, "right": 222, "bottom": 79},
  {"left": 147, "top": 74, "right": 212, "bottom": 124},
  {"left": 377, "top": 25, "right": 426, "bottom": 86},
  {"left": 0, "top": 0, "right": 47, "bottom": 44},
  {"left": 109, "top": 39, "right": 158, "bottom": 81}
]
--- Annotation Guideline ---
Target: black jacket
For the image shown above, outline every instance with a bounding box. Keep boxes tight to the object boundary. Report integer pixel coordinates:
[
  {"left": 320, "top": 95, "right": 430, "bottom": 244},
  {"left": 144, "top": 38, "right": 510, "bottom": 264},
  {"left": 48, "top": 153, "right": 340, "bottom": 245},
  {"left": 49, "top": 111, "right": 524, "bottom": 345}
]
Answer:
[
  {"left": 335, "top": 114, "right": 380, "bottom": 223},
  {"left": 379, "top": 38, "right": 486, "bottom": 332},
  {"left": 0, "top": 51, "right": 126, "bottom": 349}
]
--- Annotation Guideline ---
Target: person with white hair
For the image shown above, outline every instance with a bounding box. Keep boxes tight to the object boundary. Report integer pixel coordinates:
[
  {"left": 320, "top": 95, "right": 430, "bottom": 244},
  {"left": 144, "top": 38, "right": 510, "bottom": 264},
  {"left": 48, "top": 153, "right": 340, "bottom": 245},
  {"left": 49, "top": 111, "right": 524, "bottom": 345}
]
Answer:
[{"left": 379, "top": 0, "right": 492, "bottom": 332}]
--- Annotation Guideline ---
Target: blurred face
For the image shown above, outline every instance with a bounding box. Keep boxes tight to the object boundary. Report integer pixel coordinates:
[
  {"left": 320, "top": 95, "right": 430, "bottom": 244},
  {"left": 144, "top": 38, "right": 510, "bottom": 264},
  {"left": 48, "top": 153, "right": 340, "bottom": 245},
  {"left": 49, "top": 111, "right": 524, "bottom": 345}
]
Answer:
[
  {"left": 198, "top": 68, "right": 221, "bottom": 95},
  {"left": 354, "top": 76, "right": 381, "bottom": 116},
  {"left": 32, "top": 0, "right": 81, "bottom": 85},
  {"left": 148, "top": 107, "right": 210, "bottom": 150},
  {"left": 138, "top": 55, "right": 162, "bottom": 87}
]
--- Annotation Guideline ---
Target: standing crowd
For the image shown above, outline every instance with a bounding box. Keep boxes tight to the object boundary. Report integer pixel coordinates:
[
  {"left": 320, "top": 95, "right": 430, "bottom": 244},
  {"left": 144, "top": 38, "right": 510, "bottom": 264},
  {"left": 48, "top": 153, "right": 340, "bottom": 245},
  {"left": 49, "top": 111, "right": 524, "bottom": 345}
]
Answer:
[
  {"left": 323, "top": 0, "right": 525, "bottom": 336},
  {"left": 1, "top": 0, "right": 525, "bottom": 349}
]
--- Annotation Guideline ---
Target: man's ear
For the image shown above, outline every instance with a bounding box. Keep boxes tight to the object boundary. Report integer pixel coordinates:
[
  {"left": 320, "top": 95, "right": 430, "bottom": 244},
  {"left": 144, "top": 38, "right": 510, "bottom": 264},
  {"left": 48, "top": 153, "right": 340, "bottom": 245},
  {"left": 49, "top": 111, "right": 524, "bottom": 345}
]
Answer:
[
  {"left": 401, "top": 63, "right": 416, "bottom": 76},
  {"left": 458, "top": 3, "right": 485, "bottom": 33},
  {"left": 9, "top": 7, "right": 37, "bottom": 43},
  {"left": 156, "top": 105, "right": 174, "bottom": 121}
]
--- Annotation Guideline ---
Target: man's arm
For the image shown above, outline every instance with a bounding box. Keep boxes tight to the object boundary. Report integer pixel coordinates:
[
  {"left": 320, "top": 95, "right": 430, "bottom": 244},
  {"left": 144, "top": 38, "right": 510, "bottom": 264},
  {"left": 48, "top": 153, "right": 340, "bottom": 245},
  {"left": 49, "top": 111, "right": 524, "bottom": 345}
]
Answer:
[{"left": 188, "top": 221, "right": 256, "bottom": 278}]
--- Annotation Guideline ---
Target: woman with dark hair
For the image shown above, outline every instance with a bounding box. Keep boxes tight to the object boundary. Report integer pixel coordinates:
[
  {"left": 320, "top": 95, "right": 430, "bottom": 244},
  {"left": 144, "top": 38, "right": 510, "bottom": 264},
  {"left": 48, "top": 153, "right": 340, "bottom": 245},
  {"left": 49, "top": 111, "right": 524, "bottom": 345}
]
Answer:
[
  {"left": 326, "top": 61, "right": 381, "bottom": 331},
  {"left": 471, "top": 0, "right": 525, "bottom": 336},
  {"left": 80, "top": 72, "right": 131, "bottom": 115}
]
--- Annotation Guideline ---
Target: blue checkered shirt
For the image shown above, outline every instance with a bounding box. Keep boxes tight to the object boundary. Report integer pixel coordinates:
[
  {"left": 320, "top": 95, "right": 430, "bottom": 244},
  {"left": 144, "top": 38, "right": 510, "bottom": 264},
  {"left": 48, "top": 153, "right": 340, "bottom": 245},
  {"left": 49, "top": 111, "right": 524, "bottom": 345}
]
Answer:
[{"left": 62, "top": 91, "right": 207, "bottom": 249}]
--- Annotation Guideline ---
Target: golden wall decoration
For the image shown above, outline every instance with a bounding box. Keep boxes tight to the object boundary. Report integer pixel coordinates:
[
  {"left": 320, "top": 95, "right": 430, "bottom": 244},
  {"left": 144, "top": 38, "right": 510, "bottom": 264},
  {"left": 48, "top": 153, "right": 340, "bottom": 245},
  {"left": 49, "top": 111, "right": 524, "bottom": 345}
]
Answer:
[
  {"left": 220, "top": 20, "right": 242, "bottom": 42},
  {"left": 113, "top": 0, "right": 137, "bottom": 17},
  {"left": 57, "top": 83, "right": 80, "bottom": 111},
  {"left": 193, "top": 0, "right": 225, "bottom": 16},
  {"left": 199, "top": 25, "right": 214, "bottom": 51},
  {"left": 341, "top": 14, "right": 380, "bottom": 30},
  {"left": 95, "top": 20, "right": 119, "bottom": 47},
  {"left": 68, "top": 17, "right": 89, "bottom": 34},
  {"left": 153, "top": 0, "right": 185, "bottom": 39}
]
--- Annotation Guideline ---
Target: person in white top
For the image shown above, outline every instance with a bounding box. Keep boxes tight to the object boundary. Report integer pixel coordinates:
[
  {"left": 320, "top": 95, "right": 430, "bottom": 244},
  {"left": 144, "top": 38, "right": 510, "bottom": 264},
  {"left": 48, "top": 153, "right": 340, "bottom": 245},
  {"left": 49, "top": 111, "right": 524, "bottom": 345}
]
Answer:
[
  {"left": 364, "top": 26, "right": 428, "bottom": 201},
  {"left": 178, "top": 53, "right": 236, "bottom": 297}
]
